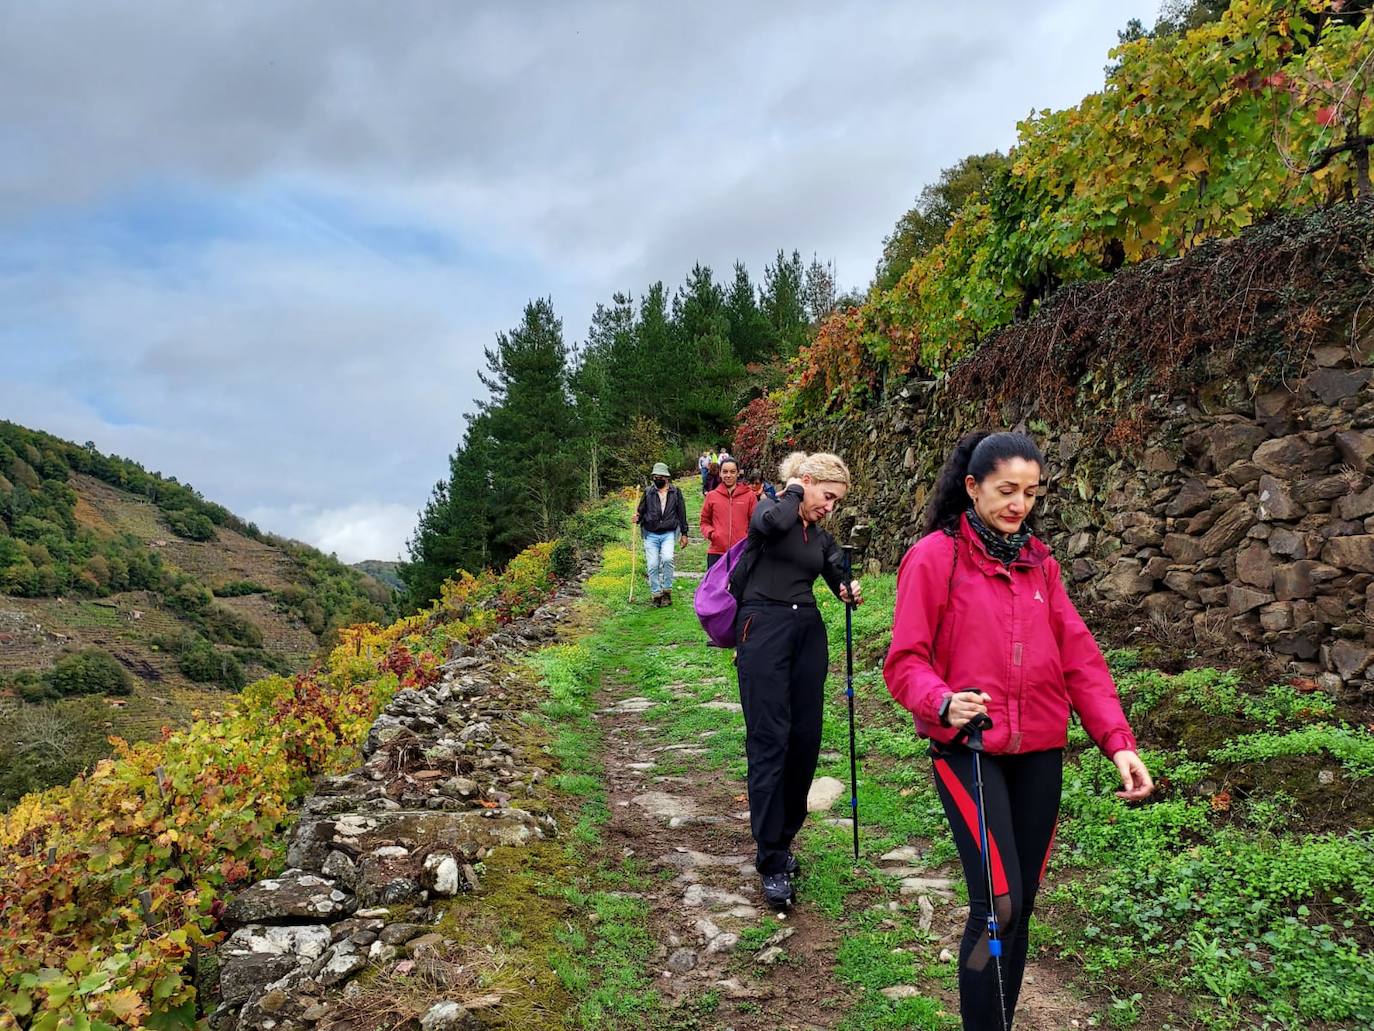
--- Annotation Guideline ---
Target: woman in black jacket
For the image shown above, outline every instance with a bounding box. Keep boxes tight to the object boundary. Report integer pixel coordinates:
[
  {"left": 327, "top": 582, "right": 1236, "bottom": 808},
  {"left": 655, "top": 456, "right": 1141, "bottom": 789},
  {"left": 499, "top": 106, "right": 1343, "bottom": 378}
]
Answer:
[{"left": 732, "top": 450, "right": 862, "bottom": 908}]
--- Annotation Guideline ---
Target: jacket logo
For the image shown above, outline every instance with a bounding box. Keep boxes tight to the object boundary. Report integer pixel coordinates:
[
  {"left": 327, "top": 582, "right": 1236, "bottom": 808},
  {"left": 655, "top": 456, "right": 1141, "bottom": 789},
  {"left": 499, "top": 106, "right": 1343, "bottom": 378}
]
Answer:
[{"left": 1033, "top": 589, "right": 1045, "bottom": 604}]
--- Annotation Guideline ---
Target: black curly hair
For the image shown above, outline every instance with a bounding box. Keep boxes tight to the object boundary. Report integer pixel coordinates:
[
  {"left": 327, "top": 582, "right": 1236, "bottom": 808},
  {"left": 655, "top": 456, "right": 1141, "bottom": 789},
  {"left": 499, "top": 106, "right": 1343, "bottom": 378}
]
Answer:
[{"left": 922, "top": 431, "right": 1045, "bottom": 536}]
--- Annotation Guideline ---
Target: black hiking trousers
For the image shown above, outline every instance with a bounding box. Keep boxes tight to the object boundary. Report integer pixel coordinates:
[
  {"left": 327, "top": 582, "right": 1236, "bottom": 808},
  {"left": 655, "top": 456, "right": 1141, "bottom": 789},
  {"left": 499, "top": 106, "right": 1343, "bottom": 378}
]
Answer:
[
  {"left": 931, "top": 744, "right": 1062, "bottom": 1031},
  {"left": 734, "top": 601, "right": 828, "bottom": 875}
]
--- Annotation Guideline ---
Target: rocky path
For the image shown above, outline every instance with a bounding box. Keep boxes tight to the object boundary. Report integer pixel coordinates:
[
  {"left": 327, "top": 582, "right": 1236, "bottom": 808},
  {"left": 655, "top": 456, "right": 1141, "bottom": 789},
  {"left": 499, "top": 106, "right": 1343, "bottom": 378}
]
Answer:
[
  {"left": 593, "top": 680, "right": 856, "bottom": 1030},
  {"left": 560, "top": 485, "right": 1106, "bottom": 1029},
  {"left": 579, "top": 589, "right": 1097, "bottom": 1030}
]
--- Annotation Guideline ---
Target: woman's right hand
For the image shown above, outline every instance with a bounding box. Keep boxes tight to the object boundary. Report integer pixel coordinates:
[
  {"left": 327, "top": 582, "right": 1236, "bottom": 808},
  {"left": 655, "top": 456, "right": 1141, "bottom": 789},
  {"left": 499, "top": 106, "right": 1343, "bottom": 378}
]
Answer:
[{"left": 947, "top": 691, "right": 991, "bottom": 729}]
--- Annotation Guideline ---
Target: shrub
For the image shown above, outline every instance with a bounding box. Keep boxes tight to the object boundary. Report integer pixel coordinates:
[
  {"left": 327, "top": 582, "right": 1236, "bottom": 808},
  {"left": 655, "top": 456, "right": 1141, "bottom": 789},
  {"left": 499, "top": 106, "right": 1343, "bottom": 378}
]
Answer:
[
  {"left": 177, "top": 638, "right": 246, "bottom": 690},
  {"left": 549, "top": 538, "right": 578, "bottom": 580},
  {"left": 213, "top": 580, "right": 267, "bottom": 597},
  {"left": 43, "top": 648, "right": 134, "bottom": 697},
  {"left": 204, "top": 603, "right": 264, "bottom": 648},
  {"left": 164, "top": 508, "right": 215, "bottom": 541}
]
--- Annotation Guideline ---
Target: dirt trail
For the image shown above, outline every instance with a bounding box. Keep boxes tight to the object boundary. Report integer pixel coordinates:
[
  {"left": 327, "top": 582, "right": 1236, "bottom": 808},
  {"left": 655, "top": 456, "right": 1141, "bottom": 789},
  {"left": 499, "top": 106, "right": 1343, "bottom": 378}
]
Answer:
[
  {"left": 593, "top": 672, "right": 855, "bottom": 1030},
  {"left": 584, "top": 625, "right": 1095, "bottom": 1030}
]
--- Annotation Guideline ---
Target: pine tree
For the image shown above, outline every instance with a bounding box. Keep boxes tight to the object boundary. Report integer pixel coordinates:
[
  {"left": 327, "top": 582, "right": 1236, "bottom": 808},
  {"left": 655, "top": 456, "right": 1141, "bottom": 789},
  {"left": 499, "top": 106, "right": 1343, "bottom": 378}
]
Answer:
[
  {"left": 803, "top": 254, "right": 837, "bottom": 323},
  {"left": 760, "top": 249, "right": 809, "bottom": 356},
  {"left": 479, "top": 299, "right": 579, "bottom": 558},
  {"left": 400, "top": 413, "right": 494, "bottom": 605},
  {"left": 672, "top": 264, "right": 744, "bottom": 434},
  {"left": 725, "top": 262, "right": 771, "bottom": 365}
]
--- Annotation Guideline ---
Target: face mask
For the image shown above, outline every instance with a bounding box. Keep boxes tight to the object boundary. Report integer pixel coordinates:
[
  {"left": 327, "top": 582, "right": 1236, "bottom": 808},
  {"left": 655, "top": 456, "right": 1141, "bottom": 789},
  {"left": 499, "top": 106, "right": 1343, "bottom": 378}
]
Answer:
[{"left": 653, "top": 477, "right": 667, "bottom": 487}]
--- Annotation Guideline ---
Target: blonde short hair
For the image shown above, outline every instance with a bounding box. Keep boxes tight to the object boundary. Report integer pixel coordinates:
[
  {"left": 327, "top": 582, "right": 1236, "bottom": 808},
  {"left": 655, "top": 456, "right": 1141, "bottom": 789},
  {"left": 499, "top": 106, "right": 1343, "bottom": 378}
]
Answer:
[{"left": 778, "top": 450, "right": 851, "bottom": 487}]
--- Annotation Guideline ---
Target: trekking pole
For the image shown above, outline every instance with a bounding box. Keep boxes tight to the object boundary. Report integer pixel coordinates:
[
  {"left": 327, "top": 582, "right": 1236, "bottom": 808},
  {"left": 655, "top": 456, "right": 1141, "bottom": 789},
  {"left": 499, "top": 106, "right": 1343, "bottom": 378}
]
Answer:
[
  {"left": 960, "top": 711, "right": 1009, "bottom": 1031},
  {"left": 628, "top": 509, "right": 638, "bottom": 604},
  {"left": 842, "top": 545, "right": 860, "bottom": 861}
]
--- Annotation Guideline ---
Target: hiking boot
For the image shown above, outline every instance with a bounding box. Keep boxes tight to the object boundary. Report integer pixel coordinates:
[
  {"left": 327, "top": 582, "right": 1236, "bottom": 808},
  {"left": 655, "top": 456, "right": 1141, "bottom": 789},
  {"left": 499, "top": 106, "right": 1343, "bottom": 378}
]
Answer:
[
  {"left": 650, "top": 592, "right": 665, "bottom": 607},
  {"left": 663, "top": 589, "right": 673, "bottom": 606},
  {"left": 761, "top": 871, "right": 795, "bottom": 909},
  {"left": 784, "top": 851, "right": 801, "bottom": 877}
]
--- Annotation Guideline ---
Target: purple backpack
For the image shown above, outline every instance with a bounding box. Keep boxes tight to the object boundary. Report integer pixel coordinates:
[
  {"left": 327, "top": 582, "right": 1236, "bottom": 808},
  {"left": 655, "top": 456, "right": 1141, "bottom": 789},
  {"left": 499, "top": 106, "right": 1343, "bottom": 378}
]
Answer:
[{"left": 694, "top": 537, "right": 752, "bottom": 648}]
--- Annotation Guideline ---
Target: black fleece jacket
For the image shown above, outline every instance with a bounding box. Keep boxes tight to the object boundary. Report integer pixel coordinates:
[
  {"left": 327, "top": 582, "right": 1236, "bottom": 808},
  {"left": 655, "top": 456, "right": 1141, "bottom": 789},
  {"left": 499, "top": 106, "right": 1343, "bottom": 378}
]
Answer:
[
  {"left": 636, "top": 484, "right": 688, "bottom": 536},
  {"left": 738, "top": 484, "right": 846, "bottom": 605}
]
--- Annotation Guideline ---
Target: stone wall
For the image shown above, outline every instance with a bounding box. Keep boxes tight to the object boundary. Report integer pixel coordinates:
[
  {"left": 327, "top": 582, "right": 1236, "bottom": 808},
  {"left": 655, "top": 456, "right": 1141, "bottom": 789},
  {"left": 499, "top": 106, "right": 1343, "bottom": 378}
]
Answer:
[
  {"left": 211, "top": 587, "right": 578, "bottom": 1031},
  {"left": 802, "top": 221, "right": 1374, "bottom": 699}
]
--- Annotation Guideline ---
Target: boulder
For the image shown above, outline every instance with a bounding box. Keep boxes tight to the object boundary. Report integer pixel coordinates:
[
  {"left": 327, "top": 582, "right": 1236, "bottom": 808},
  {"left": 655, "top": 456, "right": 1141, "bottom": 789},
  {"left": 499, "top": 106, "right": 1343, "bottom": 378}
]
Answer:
[
  {"left": 1324, "top": 535, "right": 1374, "bottom": 573},
  {"left": 1273, "top": 624, "right": 1324, "bottom": 659},
  {"left": 1336, "top": 430, "right": 1374, "bottom": 471},
  {"left": 1213, "top": 424, "right": 1270, "bottom": 468},
  {"left": 1227, "top": 584, "right": 1274, "bottom": 614},
  {"left": 1267, "top": 527, "right": 1308, "bottom": 559},
  {"left": 1293, "top": 474, "right": 1357, "bottom": 503},
  {"left": 1098, "top": 558, "right": 1157, "bottom": 602},
  {"left": 1253, "top": 436, "right": 1337, "bottom": 479},
  {"left": 1165, "top": 478, "right": 1212, "bottom": 518},
  {"left": 1337, "top": 483, "right": 1374, "bottom": 521},
  {"left": 219, "top": 925, "right": 332, "bottom": 1006},
  {"left": 1256, "top": 476, "right": 1303, "bottom": 521},
  {"left": 1304, "top": 367, "right": 1371, "bottom": 405},
  {"left": 1163, "top": 534, "right": 1207, "bottom": 564},
  {"left": 420, "top": 1001, "right": 474, "bottom": 1031},
  {"left": 806, "top": 776, "right": 847, "bottom": 813},
  {"left": 224, "top": 871, "right": 355, "bottom": 926},
  {"left": 1332, "top": 640, "right": 1374, "bottom": 680},
  {"left": 1200, "top": 503, "right": 1255, "bottom": 554},
  {"left": 1235, "top": 543, "right": 1276, "bottom": 590},
  {"left": 422, "top": 853, "right": 466, "bottom": 897},
  {"left": 1259, "top": 602, "right": 1294, "bottom": 631}
]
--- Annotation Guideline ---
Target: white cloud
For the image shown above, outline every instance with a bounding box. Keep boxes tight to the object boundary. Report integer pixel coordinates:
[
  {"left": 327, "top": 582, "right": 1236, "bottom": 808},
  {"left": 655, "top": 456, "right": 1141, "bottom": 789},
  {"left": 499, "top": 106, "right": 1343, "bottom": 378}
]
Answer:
[
  {"left": 246, "top": 501, "right": 417, "bottom": 564},
  {"left": 0, "top": 1, "right": 1158, "bottom": 559}
]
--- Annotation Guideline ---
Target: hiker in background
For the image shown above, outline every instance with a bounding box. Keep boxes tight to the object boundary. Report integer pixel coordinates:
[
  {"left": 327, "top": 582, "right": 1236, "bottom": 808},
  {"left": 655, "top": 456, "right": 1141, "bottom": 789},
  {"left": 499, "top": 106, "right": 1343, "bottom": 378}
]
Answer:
[
  {"left": 748, "top": 470, "right": 777, "bottom": 502},
  {"left": 883, "top": 430, "right": 1152, "bottom": 1031},
  {"left": 698, "top": 451, "right": 710, "bottom": 493},
  {"left": 633, "top": 461, "right": 689, "bottom": 608},
  {"left": 700, "top": 457, "right": 757, "bottom": 570},
  {"left": 732, "top": 450, "right": 861, "bottom": 908},
  {"left": 704, "top": 461, "right": 721, "bottom": 494}
]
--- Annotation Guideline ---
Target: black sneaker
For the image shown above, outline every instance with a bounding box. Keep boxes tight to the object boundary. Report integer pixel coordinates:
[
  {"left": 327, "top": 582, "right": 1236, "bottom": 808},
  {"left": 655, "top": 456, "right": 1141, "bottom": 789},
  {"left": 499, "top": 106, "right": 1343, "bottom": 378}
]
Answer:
[
  {"left": 784, "top": 851, "right": 801, "bottom": 877},
  {"left": 761, "top": 871, "right": 795, "bottom": 909}
]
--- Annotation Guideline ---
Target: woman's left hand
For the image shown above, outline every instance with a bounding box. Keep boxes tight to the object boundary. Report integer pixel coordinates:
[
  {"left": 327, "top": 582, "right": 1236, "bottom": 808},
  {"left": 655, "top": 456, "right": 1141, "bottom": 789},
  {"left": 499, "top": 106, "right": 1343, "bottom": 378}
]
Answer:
[
  {"left": 839, "top": 580, "right": 863, "bottom": 606},
  {"left": 1111, "top": 750, "right": 1154, "bottom": 801}
]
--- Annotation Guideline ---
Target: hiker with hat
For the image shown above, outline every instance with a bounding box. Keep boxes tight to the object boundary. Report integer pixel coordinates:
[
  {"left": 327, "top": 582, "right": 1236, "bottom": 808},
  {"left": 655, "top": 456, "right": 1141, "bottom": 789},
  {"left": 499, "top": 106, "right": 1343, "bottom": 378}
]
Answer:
[
  {"left": 732, "top": 450, "right": 861, "bottom": 908},
  {"left": 883, "top": 431, "right": 1152, "bottom": 1031},
  {"left": 700, "top": 456, "right": 757, "bottom": 570},
  {"left": 633, "top": 461, "right": 689, "bottom": 608}
]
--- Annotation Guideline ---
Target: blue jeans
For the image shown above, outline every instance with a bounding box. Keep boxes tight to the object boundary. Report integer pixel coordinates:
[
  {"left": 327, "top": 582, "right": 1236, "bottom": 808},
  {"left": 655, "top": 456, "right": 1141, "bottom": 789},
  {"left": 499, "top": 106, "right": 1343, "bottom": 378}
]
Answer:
[{"left": 643, "top": 531, "right": 676, "bottom": 594}]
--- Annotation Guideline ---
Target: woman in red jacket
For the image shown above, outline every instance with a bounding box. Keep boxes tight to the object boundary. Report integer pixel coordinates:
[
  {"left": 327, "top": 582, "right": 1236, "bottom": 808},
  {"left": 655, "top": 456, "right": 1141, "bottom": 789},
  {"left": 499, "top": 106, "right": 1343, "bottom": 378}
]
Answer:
[
  {"left": 700, "top": 458, "right": 758, "bottom": 569},
  {"left": 884, "top": 431, "right": 1152, "bottom": 1031}
]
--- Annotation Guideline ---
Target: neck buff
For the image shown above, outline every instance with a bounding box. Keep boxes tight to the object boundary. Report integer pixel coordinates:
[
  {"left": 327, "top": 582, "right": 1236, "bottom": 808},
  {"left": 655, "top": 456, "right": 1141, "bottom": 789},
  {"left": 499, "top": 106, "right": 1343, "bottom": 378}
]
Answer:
[{"left": 966, "top": 507, "right": 1030, "bottom": 566}]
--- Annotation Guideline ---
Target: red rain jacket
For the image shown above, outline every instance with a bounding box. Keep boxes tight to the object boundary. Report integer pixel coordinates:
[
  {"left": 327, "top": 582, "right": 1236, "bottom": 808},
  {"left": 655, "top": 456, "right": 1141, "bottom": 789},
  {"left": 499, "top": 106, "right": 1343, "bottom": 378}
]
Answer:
[
  {"left": 883, "top": 513, "right": 1137, "bottom": 758},
  {"left": 700, "top": 483, "right": 758, "bottom": 556}
]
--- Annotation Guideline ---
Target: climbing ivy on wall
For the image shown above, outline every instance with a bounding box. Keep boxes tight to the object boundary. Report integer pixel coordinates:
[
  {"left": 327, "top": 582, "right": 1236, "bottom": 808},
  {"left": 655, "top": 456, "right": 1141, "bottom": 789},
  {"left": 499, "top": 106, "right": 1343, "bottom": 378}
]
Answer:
[{"left": 779, "top": 0, "right": 1374, "bottom": 427}]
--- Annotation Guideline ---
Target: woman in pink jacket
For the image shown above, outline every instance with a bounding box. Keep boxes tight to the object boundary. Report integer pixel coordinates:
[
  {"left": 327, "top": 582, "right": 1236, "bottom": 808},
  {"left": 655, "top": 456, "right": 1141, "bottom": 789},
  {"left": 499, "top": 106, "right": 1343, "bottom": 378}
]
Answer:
[{"left": 884, "top": 431, "right": 1152, "bottom": 1031}]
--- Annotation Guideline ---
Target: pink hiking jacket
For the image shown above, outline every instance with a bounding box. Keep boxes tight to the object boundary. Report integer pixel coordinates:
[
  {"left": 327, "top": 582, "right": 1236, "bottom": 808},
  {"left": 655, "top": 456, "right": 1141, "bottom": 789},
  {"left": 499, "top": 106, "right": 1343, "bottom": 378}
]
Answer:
[{"left": 883, "top": 513, "right": 1137, "bottom": 758}]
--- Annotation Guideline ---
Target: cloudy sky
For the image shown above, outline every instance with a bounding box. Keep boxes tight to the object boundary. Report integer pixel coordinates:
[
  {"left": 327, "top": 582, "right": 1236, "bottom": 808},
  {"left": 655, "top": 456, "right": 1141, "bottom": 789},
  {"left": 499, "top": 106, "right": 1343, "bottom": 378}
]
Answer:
[{"left": 0, "top": 1, "right": 1154, "bottom": 562}]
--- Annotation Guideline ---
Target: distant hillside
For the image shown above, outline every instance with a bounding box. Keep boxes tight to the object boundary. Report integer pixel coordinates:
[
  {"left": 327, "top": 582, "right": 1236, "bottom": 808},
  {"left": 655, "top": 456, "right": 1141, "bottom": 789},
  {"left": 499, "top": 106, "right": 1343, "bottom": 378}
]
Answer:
[
  {"left": 0, "top": 421, "right": 395, "bottom": 806},
  {"left": 352, "top": 559, "right": 403, "bottom": 591}
]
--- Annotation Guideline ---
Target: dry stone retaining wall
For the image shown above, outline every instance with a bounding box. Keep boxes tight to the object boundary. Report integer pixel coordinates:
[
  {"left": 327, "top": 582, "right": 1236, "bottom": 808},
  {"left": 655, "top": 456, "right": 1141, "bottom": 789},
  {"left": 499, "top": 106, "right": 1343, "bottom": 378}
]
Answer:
[
  {"left": 819, "top": 332, "right": 1374, "bottom": 699},
  {"left": 212, "top": 587, "right": 578, "bottom": 1031}
]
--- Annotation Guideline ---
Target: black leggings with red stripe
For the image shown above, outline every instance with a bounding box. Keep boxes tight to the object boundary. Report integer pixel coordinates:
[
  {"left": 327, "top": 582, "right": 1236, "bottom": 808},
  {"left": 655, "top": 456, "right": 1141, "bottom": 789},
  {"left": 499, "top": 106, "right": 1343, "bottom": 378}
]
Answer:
[{"left": 931, "top": 745, "right": 1062, "bottom": 1031}]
